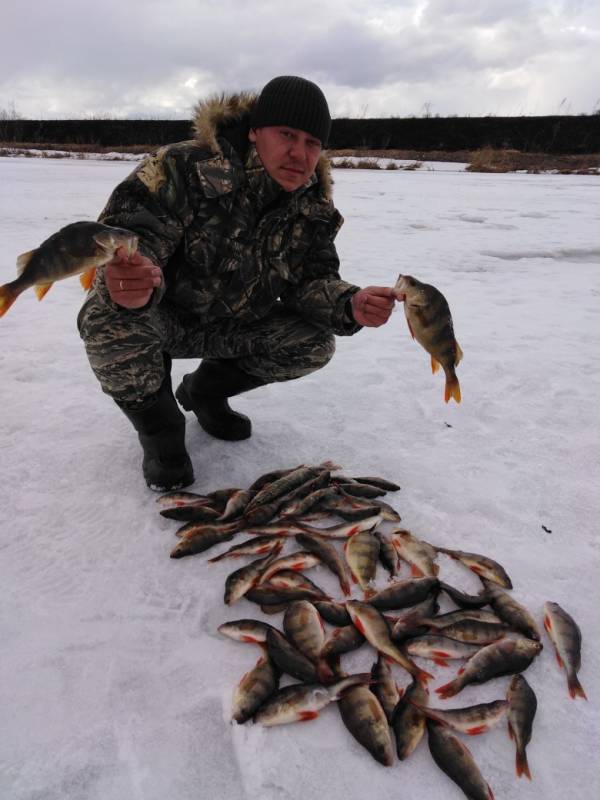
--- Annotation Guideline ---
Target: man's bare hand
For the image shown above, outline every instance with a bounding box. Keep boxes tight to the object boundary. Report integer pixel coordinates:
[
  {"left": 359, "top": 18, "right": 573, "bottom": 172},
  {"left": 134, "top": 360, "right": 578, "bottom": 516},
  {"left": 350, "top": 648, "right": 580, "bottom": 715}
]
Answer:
[
  {"left": 105, "top": 247, "right": 163, "bottom": 309},
  {"left": 351, "top": 286, "right": 397, "bottom": 327}
]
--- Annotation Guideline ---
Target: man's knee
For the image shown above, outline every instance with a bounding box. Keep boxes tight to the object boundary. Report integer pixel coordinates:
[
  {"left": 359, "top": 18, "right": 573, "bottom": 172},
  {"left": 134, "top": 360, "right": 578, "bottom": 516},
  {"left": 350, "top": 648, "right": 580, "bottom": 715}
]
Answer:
[{"left": 77, "top": 293, "right": 166, "bottom": 404}]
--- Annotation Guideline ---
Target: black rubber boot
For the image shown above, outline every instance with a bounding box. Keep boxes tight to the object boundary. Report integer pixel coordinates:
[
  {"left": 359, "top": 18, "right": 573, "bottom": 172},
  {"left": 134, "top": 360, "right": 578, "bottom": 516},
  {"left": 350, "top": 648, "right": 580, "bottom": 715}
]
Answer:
[
  {"left": 118, "top": 366, "right": 194, "bottom": 492},
  {"left": 175, "top": 358, "right": 266, "bottom": 441}
]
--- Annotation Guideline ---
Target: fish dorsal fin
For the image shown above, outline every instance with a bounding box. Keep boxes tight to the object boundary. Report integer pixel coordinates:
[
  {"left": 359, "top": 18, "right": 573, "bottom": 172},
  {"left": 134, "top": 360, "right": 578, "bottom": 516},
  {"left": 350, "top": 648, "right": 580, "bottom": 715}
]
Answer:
[
  {"left": 16, "top": 250, "right": 36, "bottom": 275},
  {"left": 455, "top": 342, "right": 464, "bottom": 365}
]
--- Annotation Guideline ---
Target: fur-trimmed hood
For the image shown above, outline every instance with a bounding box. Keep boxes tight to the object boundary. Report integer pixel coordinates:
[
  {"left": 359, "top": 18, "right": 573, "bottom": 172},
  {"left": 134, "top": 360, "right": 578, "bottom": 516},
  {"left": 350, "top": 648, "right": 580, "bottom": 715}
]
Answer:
[{"left": 191, "top": 92, "right": 334, "bottom": 200}]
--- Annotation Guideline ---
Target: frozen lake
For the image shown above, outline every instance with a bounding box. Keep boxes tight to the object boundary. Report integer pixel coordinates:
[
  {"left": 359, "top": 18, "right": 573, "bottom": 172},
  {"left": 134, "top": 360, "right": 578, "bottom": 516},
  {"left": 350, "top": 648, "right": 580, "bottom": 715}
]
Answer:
[{"left": 1, "top": 156, "right": 598, "bottom": 799}]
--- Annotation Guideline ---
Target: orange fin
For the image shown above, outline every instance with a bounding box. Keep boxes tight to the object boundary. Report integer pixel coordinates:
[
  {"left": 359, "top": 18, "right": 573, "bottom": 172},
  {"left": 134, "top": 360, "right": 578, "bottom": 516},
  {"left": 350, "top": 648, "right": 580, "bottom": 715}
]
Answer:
[
  {"left": 516, "top": 749, "right": 532, "bottom": 780},
  {"left": 507, "top": 721, "right": 514, "bottom": 741},
  {"left": 298, "top": 710, "right": 319, "bottom": 721},
  {"left": 431, "top": 356, "right": 440, "bottom": 374},
  {"left": 555, "top": 651, "right": 564, "bottom": 669},
  {"left": 406, "top": 317, "right": 415, "bottom": 339},
  {"left": 35, "top": 283, "right": 53, "bottom": 301},
  {"left": 433, "top": 658, "right": 450, "bottom": 668},
  {"left": 0, "top": 285, "right": 17, "bottom": 317},
  {"left": 410, "top": 564, "right": 425, "bottom": 577},
  {"left": 80, "top": 267, "right": 96, "bottom": 291},
  {"left": 435, "top": 681, "right": 458, "bottom": 699},
  {"left": 444, "top": 375, "right": 461, "bottom": 404},
  {"left": 466, "top": 724, "right": 488, "bottom": 735}
]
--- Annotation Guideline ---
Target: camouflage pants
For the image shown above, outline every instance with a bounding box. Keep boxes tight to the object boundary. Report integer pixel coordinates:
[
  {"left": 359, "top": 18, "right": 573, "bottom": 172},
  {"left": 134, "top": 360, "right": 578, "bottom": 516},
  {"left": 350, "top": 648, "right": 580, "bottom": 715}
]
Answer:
[{"left": 77, "top": 293, "right": 335, "bottom": 405}]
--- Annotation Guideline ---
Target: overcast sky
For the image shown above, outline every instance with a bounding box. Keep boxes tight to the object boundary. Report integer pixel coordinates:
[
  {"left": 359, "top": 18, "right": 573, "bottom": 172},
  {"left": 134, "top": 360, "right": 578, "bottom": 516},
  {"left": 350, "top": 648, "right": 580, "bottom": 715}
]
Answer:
[{"left": 2, "top": 0, "right": 599, "bottom": 119}]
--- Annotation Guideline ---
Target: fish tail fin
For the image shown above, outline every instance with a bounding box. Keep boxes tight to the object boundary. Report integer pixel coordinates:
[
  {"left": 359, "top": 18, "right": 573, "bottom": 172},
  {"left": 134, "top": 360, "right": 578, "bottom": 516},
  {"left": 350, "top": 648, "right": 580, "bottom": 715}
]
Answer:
[
  {"left": 431, "top": 356, "right": 440, "bottom": 374},
  {"left": 516, "top": 747, "right": 532, "bottom": 780},
  {"left": 80, "top": 267, "right": 96, "bottom": 291},
  {"left": 34, "top": 283, "right": 53, "bottom": 301},
  {"left": 568, "top": 673, "right": 587, "bottom": 700},
  {"left": 0, "top": 283, "right": 18, "bottom": 316},
  {"left": 444, "top": 373, "right": 461, "bottom": 404}
]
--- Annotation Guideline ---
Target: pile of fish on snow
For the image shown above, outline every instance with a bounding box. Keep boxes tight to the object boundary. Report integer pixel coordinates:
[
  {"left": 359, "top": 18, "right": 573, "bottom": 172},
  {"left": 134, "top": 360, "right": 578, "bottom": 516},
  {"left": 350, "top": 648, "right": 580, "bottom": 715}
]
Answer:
[{"left": 158, "top": 461, "right": 586, "bottom": 800}]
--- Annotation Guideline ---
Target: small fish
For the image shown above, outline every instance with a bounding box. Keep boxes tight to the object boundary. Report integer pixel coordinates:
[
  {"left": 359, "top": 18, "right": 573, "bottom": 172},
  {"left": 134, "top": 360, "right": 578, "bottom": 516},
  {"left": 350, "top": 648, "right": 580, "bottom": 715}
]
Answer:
[
  {"left": 318, "top": 495, "right": 383, "bottom": 521},
  {"left": 391, "top": 528, "right": 439, "bottom": 578},
  {"left": 283, "top": 601, "right": 326, "bottom": 663},
  {"left": 217, "top": 619, "right": 278, "bottom": 644},
  {"left": 481, "top": 580, "right": 541, "bottom": 641},
  {"left": 156, "top": 490, "right": 212, "bottom": 509},
  {"left": 438, "top": 582, "right": 492, "bottom": 609},
  {"left": 346, "top": 600, "right": 433, "bottom": 683},
  {"left": 371, "top": 655, "right": 401, "bottom": 723},
  {"left": 313, "top": 600, "right": 352, "bottom": 627},
  {"left": 0, "top": 221, "right": 138, "bottom": 316},
  {"left": 258, "top": 551, "right": 322, "bottom": 585},
  {"left": 217, "top": 489, "right": 257, "bottom": 521},
  {"left": 159, "top": 504, "right": 221, "bottom": 523},
  {"left": 247, "top": 465, "right": 303, "bottom": 492},
  {"left": 393, "top": 274, "right": 462, "bottom": 404},
  {"left": 332, "top": 482, "right": 386, "bottom": 499},
  {"left": 436, "top": 638, "right": 543, "bottom": 699},
  {"left": 338, "top": 684, "right": 395, "bottom": 766},
  {"left": 427, "top": 721, "right": 495, "bottom": 799},
  {"left": 345, "top": 531, "right": 380, "bottom": 594},
  {"left": 374, "top": 531, "right": 402, "bottom": 577},
  {"left": 223, "top": 547, "right": 283, "bottom": 605},
  {"left": 389, "top": 595, "right": 440, "bottom": 641},
  {"left": 279, "top": 486, "right": 339, "bottom": 518},
  {"left": 295, "top": 532, "right": 353, "bottom": 596},
  {"left": 368, "top": 577, "right": 440, "bottom": 612},
  {"left": 244, "top": 462, "right": 339, "bottom": 513},
  {"left": 404, "top": 635, "right": 482, "bottom": 667},
  {"left": 431, "top": 619, "right": 509, "bottom": 645},
  {"left": 174, "top": 519, "right": 242, "bottom": 540},
  {"left": 390, "top": 677, "right": 429, "bottom": 760},
  {"left": 436, "top": 547, "right": 513, "bottom": 589},
  {"left": 207, "top": 536, "right": 285, "bottom": 563},
  {"left": 423, "top": 609, "right": 501, "bottom": 628},
  {"left": 254, "top": 674, "right": 369, "bottom": 726},
  {"left": 293, "top": 515, "right": 383, "bottom": 540},
  {"left": 414, "top": 699, "right": 508, "bottom": 736},
  {"left": 351, "top": 476, "right": 401, "bottom": 492},
  {"left": 169, "top": 525, "right": 239, "bottom": 558},
  {"left": 507, "top": 674, "right": 538, "bottom": 779},
  {"left": 232, "top": 654, "right": 280, "bottom": 724},
  {"left": 543, "top": 601, "right": 587, "bottom": 699}
]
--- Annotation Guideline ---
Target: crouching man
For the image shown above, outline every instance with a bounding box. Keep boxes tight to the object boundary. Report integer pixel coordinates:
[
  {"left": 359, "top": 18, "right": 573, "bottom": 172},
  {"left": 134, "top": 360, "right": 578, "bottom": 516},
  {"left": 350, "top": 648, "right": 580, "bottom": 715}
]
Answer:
[{"left": 78, "top": 76, "right": 395, "bottom": 491}]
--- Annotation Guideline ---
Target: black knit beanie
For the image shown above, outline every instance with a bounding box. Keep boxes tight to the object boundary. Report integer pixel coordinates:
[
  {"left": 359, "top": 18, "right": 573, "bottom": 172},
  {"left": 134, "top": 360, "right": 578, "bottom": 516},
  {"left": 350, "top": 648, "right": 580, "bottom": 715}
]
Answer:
[{"left": 251, "top": 76, "right": 331, "bottom": 146}]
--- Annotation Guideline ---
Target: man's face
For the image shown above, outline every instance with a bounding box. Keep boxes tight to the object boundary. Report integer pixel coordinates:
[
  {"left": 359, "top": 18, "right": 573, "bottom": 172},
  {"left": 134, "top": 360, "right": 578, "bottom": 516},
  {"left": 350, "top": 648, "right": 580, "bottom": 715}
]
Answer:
[{"left": 249, "top": 126, "right": 322, "bottom": 192}]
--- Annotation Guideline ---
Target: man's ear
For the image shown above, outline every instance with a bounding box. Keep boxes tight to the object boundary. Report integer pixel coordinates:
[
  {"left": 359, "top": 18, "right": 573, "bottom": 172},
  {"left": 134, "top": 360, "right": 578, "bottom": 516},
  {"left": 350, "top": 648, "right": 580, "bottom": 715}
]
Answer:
[{"left": 248, "top": 128, "right": 257, "bottom": 143}]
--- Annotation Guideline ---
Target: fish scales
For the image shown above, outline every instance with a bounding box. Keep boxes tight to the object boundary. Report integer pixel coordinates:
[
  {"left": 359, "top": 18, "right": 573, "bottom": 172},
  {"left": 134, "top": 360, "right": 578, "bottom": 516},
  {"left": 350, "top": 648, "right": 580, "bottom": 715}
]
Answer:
[{"left": 427, "top": 722, "right": 494, "bottom": 800}]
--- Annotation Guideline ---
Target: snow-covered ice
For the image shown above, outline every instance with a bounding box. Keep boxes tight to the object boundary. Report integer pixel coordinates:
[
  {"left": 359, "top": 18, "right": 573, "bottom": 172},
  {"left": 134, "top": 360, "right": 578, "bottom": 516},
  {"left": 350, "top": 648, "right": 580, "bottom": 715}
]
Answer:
[{"left": 1, "top": 156, "right": 599, "bottom": 800}]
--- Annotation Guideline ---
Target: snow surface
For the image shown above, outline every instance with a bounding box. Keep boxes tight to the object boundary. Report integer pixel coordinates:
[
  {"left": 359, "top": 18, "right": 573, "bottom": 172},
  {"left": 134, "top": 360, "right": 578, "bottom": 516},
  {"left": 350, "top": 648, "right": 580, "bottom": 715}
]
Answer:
[{"left": 1, "top": 156, "right": 599, "bottom": 800}]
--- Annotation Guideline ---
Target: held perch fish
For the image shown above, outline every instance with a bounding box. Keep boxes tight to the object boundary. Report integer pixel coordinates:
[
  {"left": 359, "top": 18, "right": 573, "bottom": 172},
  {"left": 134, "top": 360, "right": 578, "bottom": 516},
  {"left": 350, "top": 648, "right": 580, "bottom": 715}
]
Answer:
[
  {"left": 0, "top": 221, "right": 138, "bottom": 316},
  {"left": 393, "top": 274, "right": 463, "bottom": 403}
]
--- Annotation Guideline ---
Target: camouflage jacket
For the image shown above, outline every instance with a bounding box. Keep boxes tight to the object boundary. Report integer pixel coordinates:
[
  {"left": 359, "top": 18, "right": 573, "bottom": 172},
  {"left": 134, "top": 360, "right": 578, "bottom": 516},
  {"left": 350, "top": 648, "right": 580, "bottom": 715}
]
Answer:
[{"left": 94, "top": 92, "right": 361, "bottom": 335}]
